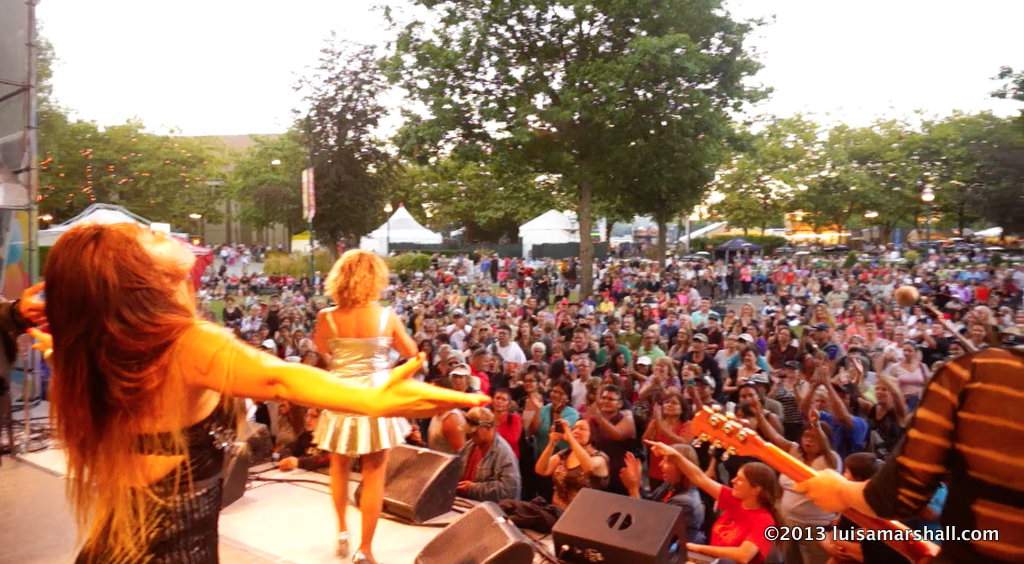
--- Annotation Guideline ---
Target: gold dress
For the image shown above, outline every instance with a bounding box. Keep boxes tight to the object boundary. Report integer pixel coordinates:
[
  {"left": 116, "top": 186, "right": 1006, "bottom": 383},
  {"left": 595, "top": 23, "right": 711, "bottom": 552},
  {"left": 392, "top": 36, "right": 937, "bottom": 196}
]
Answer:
[{"left": 313, "top": 307, "right": 410, "bottom": 455}]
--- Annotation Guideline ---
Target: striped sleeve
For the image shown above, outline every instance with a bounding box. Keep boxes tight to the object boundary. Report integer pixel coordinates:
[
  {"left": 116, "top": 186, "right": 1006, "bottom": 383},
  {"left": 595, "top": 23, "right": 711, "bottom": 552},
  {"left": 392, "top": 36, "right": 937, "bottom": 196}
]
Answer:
[{"left": 864, "top": 353, "right": 970, "bottom": 518}]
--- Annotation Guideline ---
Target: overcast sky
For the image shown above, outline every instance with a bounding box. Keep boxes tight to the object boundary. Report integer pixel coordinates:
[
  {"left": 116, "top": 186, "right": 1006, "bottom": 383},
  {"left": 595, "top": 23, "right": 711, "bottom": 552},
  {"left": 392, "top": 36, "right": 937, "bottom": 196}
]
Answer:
[{"left": 38, "top": 0, "right": 1023, "bottom": 136}]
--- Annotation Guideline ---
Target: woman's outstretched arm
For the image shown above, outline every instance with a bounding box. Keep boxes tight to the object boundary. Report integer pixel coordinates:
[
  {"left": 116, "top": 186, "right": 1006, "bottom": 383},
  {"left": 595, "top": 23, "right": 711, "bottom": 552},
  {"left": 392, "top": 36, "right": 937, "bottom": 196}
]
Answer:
[{"left": 180, "top": 322, "right": 489, "bottom": 418}]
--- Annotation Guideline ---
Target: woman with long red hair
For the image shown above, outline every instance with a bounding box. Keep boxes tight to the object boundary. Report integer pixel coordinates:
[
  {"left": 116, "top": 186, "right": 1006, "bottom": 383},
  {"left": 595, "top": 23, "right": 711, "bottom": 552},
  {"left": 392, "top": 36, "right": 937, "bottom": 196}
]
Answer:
[{"left": 31, "top": 223, "right": 486, "bottom": 564}]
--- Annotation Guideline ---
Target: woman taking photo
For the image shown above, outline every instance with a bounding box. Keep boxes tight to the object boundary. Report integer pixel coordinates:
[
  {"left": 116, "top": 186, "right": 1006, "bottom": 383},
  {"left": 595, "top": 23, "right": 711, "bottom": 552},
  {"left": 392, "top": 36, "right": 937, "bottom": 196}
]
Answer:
[
  {"left": 36, "top": 223, "right": 485, "bottom": 564},
  {"left": 535, "top": 419, "right": 610, "bottom": 510},
  {"left": 646, "top": 440, "right": 780, "bottom": 564}
]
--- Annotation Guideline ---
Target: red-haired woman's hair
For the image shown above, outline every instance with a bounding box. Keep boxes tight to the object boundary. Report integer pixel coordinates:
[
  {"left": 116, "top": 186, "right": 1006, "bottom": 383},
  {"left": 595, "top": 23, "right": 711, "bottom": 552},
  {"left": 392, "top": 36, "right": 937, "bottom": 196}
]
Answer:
[
  {"left": 325, "top": 249, "right": 389, "bottom": 308},
  {"left": 46, "top": 222, "right": 198, "bottom": 562}
]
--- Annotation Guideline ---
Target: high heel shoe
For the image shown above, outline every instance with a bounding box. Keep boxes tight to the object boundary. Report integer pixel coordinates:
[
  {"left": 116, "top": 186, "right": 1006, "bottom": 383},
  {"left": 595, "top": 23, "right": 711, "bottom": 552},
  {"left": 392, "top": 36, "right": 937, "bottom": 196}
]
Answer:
[
  {"left": 352, "top": 550, "right": 376, "bottom": 564},
  {"left": 336, "top": 532, "right": 350, "bottom": 558}
]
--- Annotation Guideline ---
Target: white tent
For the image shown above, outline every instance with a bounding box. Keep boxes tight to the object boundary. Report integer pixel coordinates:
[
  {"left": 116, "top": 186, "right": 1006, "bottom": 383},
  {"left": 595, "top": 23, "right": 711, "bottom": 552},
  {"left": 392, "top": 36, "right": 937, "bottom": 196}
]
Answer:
[
  {"left": 972, "top": 226, "right": 1003, "bottom": 239},
  {"left": 360, "top": 204, "right": 442, "bottom": 255},
  {"left": 38, "top": 203, "right": 151, "bottom": 246},
  {"left": 518, "top": 209, "right": 578, "bottom": 258}
]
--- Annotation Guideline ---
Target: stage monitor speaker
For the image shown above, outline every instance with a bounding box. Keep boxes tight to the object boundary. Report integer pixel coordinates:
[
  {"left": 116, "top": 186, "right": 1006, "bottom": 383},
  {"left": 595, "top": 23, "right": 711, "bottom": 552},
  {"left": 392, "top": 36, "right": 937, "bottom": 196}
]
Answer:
[
  {"left": 220, "top": 442, "right": 250, "bottom": 509},
  {"left": 552, "top": 488, "right": 688, "bottom": 564},
  {"left": 416, "top": 501, "right": 533, "bottom": 564},
  {"left": 355, "top": 444, "right": 462, "bottom": 523}
]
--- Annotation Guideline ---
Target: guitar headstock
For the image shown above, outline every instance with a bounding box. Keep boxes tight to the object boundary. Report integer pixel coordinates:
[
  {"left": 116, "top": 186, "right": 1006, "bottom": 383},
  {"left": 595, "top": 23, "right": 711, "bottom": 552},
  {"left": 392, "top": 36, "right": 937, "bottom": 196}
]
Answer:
[{"left": 691, "top": 405, "right": 768, "bottom": 460}]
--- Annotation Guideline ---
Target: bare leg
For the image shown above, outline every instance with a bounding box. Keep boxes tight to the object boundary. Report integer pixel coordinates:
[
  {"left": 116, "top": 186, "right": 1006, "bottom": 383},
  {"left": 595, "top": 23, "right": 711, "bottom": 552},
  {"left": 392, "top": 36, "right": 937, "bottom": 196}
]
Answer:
[
  {"left": 329, "top": 453, "right": 352, "bottom": 545},
  {"left": 356, "top": 449, "right": 390, "bottom": 563}
]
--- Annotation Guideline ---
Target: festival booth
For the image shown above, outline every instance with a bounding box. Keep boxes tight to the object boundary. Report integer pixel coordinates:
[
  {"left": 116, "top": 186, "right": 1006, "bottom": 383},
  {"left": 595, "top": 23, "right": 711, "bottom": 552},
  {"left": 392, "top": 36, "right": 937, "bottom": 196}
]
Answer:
[
  {"left": 518, "top": 209, "right": 578, "bottom": 258},
  {"left": 38, "top": 203, "right": 213, "bottom": 287},
  {"left": 360, "top": 204, "right": 443, "bottom": 256},
  {"left": 714, "top": 237, "right": 762, "bottom": 261}
]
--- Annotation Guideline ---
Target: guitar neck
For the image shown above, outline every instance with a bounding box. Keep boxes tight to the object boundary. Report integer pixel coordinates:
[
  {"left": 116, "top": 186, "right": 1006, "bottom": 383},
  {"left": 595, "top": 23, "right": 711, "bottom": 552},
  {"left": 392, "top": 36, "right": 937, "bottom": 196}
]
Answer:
[{"left": 759, "top": 441, "right": 939, "bottom": 564}]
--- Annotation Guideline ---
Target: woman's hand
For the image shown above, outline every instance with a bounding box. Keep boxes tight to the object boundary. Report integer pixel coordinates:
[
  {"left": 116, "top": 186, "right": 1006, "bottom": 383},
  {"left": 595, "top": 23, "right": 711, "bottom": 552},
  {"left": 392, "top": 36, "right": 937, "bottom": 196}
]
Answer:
[
  {"left": 18, "top": 282, "right": 47, "bottom": 326},
  {"left": 620, "top": 451, "right": 643, "bottom": 494},
  {"left": 644, "top": 440, "right": 681, "bottom": 462},
  {"left": 374, "top": 354, "right": 491, "bottom": 418},
  {"left": 549, "top": 421, "right": 563, "bottom": 443},
  {"left": 27, "top": 327, "right": 52, "bottom": 359}
]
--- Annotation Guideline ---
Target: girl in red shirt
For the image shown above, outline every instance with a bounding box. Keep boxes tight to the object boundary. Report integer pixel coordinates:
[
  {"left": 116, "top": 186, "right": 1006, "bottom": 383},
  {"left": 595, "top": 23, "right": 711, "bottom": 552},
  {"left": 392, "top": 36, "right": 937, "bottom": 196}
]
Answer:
[{"left": 647, "top": 441, "right": 780, "bottom": 564}]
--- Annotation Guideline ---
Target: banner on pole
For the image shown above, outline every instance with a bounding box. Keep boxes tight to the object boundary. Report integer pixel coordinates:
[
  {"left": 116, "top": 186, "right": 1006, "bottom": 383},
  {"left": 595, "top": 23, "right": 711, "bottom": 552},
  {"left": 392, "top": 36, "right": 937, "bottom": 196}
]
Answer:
[{"left": 301, "top": 167, "right": 316, "bottom": 221}]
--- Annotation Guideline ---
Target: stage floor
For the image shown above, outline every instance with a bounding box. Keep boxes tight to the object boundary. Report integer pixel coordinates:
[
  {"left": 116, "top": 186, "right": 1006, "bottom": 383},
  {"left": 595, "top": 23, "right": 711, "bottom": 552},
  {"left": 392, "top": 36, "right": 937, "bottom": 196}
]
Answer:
[{"left": 7, "top": 448, "right": 555, "bottom": 564}]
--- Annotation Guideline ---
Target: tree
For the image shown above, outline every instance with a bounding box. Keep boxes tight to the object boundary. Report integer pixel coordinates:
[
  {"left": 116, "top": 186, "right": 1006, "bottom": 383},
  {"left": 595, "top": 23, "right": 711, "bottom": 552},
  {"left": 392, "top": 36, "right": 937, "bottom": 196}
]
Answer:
[
  {"left": 35, "top": 30, "right": 225, "bottom": 226},
  {"left": 226, "top": 130, "right": 307, "bottom": 238},
  {"left": 991, "top": 66, "right": 1024, "bottom": 103},
  {"left": 390, "top": 0, "right": 764, "bottom": 295},
  {"left": 297, "top": 37, "right": 395, "bottom": 251},
  {"left": 389, "top": 159, "right": 568, "bottom": 242},
  {"left": 713, "top": 117, "right": 818, "bottom": 234},
  {"left": 37, "top": 119, "right": 225, "bottom": 225}
]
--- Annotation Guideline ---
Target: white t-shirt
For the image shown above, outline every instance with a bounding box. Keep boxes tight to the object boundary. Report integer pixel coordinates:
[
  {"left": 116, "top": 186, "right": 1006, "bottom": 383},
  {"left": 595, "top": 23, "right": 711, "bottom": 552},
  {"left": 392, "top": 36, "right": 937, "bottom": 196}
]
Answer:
[{"left": 494, "top": 341, "right": 527, "bottom": 364}]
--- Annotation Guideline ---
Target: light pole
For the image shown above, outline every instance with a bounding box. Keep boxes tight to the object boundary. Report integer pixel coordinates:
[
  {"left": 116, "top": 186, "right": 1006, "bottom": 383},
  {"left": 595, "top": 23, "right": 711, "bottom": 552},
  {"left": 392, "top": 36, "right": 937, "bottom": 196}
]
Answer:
[
  {"left": 921, "top": 185, "right": 935, "bottom": 253},
  {"left": 383, "top": 203, "right": 393, "bottom": 256},
  {"left": 188, "top": 213, "right": 202, "bottom": 244}
]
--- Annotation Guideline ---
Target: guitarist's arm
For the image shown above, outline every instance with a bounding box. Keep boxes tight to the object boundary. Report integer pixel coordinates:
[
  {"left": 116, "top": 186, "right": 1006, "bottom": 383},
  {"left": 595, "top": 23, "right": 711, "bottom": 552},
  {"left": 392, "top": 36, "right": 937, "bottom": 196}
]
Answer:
[{"left": 645, "top": 440, "right": 722, "bottom": 500}]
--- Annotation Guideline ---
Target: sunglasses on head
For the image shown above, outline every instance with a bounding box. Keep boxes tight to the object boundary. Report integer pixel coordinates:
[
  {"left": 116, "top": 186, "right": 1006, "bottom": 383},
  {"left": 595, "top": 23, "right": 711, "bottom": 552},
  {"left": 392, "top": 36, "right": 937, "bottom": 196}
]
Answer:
[{"left": 465, "top": 416, "right": 494, "bottom": 429}]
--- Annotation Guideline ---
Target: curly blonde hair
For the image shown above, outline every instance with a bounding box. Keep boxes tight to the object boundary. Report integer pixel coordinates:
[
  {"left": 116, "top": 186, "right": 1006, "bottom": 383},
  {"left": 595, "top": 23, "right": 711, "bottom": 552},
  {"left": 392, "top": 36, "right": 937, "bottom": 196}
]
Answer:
[{"left": 325, "top": 249, "right": 389, "bottom": 308}]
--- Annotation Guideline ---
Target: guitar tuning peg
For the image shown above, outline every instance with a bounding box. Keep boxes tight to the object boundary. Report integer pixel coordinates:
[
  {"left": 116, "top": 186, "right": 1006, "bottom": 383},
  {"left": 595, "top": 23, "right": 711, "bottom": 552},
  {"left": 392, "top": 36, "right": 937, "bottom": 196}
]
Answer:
[
  {"left": 727, "top": 446, "right": 738, "bottom": 456},
  {"left": 712, "top": 439, "right": 724, "bottom": 450},
  {"left": 711, "top": 404, "right": 723, "bottom": 413},
  {"left": 698, "top": 432, "right": 710, "bottom": 443},
  {"left": 691, "top": 438, "right": 703, "bottom": 447}
]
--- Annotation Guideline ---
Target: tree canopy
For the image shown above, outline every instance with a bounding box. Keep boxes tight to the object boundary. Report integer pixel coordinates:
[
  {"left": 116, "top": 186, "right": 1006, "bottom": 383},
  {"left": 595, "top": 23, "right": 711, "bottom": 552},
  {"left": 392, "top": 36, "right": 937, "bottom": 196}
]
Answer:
[{"left": 390, "top": 0, "right": 764, "bottom": 293}]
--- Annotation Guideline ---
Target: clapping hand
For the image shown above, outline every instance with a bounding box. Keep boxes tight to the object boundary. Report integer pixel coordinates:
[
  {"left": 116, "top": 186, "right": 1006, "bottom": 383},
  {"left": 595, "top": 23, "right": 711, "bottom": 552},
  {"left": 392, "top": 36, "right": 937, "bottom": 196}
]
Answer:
[
  {"left": 18, "top": 283, "right": 47, "bottom": 326},
  {"left": 620, "top": 452, "right": 643, "bottom": 493}
]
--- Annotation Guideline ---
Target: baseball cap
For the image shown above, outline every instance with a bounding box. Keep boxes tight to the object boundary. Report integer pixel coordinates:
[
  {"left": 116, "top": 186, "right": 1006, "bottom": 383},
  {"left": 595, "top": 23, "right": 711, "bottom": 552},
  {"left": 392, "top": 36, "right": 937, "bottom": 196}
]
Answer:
[
  {"left": 449, "top": 363, "right": 471, "bottom": 377},
  {"left": 636, "top": 356, "right": 652, "bottom": 366},
  {"left": 813, "top": 323, "right": 830, "bottom": 332},
  {"left": 707, "top": 311, "right": 721, "bottom": 320},
  {"left": 692, "top": 333, "right": 709, "bottom": 343},
  {"left": 738, "top": 333, "right": 755, "bottom": 344},
  {"left": 695, "top": 375, "right": 715, "bottom": 387},
  {"left": 261, "top": 339, "right": 277, "bottom": 350},
  {"left": 784, "top": 360, "right": 802, "bottom": 370}
]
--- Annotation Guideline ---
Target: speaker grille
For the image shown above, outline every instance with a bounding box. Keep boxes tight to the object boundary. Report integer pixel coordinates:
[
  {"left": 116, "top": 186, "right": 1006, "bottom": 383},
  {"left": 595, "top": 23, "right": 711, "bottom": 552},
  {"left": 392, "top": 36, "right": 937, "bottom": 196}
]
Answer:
[
  {"left": 416, "top": 502, "right": 534, "bottom": 564},
  {"left": 355, "top": 445, "right": 462, "bottom": 523}
]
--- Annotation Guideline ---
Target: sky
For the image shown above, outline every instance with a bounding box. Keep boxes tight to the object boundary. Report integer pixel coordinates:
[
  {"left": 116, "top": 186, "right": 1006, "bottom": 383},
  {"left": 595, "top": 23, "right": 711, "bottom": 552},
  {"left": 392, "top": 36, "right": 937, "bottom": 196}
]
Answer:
[{"left": 37, "top": 0, "right": 1023, "bottom": 137}]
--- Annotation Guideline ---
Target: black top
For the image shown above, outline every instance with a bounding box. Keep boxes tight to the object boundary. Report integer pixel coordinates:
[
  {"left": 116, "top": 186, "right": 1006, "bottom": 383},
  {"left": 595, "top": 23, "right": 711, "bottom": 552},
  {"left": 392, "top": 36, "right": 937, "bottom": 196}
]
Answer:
[{"left": 137, "top": 404, "right": 234, "bottom": 487}]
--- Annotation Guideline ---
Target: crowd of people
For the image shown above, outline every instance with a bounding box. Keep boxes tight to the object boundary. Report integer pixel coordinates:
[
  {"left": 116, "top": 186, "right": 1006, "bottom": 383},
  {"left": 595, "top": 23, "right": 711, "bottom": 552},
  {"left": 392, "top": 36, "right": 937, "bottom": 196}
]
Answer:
[{"left": 222, "top": 248, "right": 1023, "bottom": 564}]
